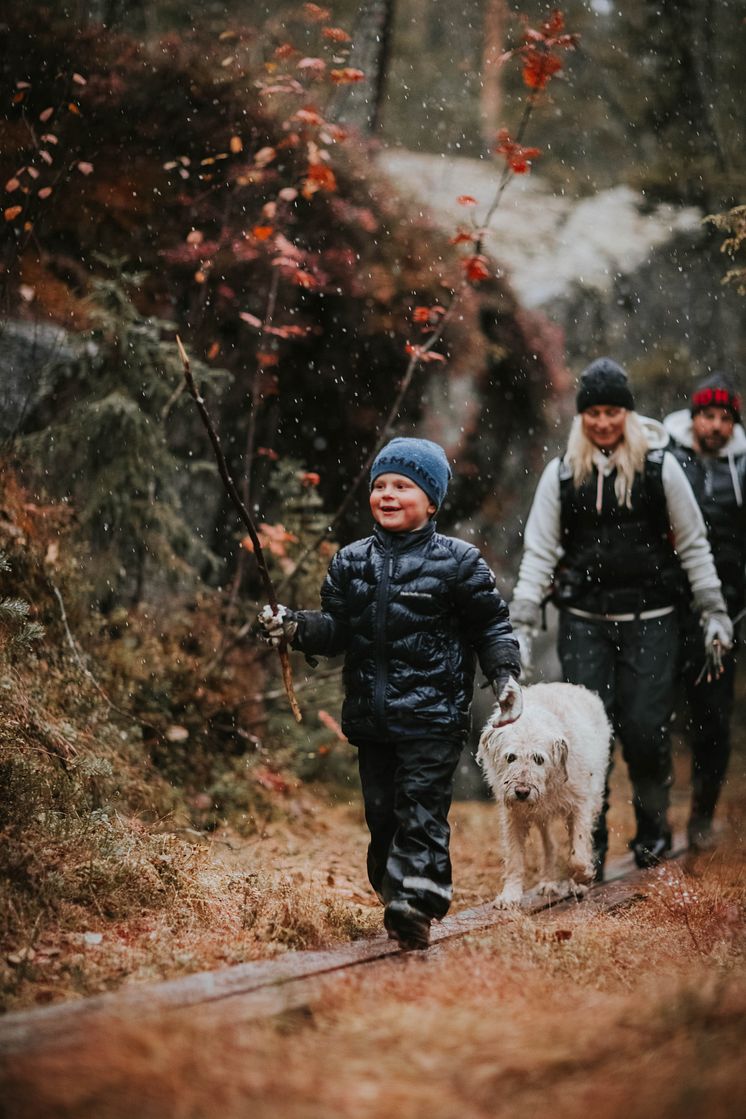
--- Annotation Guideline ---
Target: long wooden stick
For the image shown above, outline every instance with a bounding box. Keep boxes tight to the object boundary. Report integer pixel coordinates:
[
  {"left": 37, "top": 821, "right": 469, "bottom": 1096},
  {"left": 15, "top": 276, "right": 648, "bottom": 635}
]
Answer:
[{"left": 176, "top": 335, "right": 302, "bottom": 723}]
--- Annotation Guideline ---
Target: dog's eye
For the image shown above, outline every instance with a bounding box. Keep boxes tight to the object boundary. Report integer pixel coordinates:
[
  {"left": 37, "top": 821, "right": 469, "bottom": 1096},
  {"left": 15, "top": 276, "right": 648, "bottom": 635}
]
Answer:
[
  {"left": 533, "top": 755, "right": 545, "bottom": 766},
  {"left": 505, "top": 753, "right": 517, "bottom": 764}
]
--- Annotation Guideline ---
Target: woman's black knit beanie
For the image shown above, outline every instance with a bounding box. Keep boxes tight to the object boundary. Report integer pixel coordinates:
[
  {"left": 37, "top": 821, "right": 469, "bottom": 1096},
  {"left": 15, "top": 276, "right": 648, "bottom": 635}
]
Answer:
[{"left": 576, "top": 357, "right": 635, "bottom": 413}]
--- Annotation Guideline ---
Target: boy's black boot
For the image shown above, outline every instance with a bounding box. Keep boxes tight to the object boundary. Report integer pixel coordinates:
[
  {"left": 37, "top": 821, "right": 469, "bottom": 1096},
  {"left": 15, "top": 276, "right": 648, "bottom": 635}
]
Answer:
[
  {"left": 630, "top": 830, "right": 672, "bottom": 869},
  {"left": 384, "top": 900, "right": 431, "bottom": 950}
]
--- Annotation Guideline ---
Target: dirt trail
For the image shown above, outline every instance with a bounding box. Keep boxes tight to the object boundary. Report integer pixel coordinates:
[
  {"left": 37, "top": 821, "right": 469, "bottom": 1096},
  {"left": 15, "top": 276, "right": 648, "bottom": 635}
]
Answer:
[{"left": 2, "top": 745, "right": 745, "bottom": 1119}]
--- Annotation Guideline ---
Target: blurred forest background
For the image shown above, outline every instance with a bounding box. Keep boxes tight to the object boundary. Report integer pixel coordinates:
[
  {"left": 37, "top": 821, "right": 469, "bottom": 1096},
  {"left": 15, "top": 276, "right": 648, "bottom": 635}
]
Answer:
[{"left": 1, "top": 0, "right": 745, "bottom": 1010}]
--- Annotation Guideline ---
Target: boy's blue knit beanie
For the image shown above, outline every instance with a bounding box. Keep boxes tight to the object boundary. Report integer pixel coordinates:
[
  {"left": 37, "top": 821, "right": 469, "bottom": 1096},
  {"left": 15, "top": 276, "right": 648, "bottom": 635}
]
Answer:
[{"left": 370, "top": 437, "right": 452, "bottom": 510}]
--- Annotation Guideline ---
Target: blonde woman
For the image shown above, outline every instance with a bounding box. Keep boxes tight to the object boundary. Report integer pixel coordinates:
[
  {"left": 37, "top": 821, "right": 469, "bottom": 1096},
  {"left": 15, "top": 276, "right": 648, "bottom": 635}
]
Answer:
[{"left": 510, "top": 358, "right": 732, "bottom": 877}]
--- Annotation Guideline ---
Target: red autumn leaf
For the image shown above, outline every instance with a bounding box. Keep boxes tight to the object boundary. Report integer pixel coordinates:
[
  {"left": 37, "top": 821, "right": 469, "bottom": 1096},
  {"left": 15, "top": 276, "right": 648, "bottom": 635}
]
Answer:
[
  {"left": 5, "top": 177, "right": 20, "bottom": 193},
  {"left": 72, "top": 72, "right": 87, "bottom": 85},
  {"left": 257, "top": 350, "right": 279, "bottom": 366},
  {"left": 256, "top": 447, "right": 279, "bottom": 460},
  {"left": 207, "top": 341, "right": 221, "bottom": 360},
  {"left": 39, "top": 107, "right": 54, "bottom": 122},
  {"left": 450, "top": 228, "right": 476, "bottom": 246},
  {"left": 239, "top": 311, "right": 263, "bottom": 329},
  {"left": 518, "top": 10, "right": 577, "bottom": 92},
  {"left": 303, "top": 3, "right": 331, "bottom": 21},
  {"left": 292, "top": 268, "right": 319, "bottom": 289},
  {"left": 494, "top": 128, "right": 542, "bottom": 174},
  {"left": 253, "top": 766, "right": 292, "bottom": 795},
  {"left": 76, "top": 161, "right": 94, "bottom": 175},
  {"left": 274, "top": 42, "right": 298, "bottom": 60},
  {"left": 67, "top": 102, "right": 81, "bottom": 115},
  {"left": 304, "top": 159, "right": 337, "bottom": 193},
  {"left": 254, "top": 146, "right": 277, "bottom": 167},
  {"left": 405, "top": 342, "right": 446, "bottom": 363},
  {"left": 293, "top": 107, "right": 325, "bottom": 127},
  {"left": 322, "top": 26, "right": 352, "bottom": 42},
  {"left": 329, "top": 68, "right": 365, "bottom": 84},
  {"left": 4, "top": 205, "right": 22, "bottom": 221},
  {"left": 457, "top": 194, "right": 477, "bottom": 206},
  {"left": 463, "top": 254, "right": 491, "bottom": 283},
  {"left": 300, "top": 471, "right": 321, "bottom": 487},
  {"left": 521, "top": 50, "right": 563, "bottom": 91},
  {"left": 269, "top": 323, "right": 312, "bottom": 338},
  {"left": 412, "top": 305, "right": 446, "bottom": 325},
  {"left": 37, "top": 186, "right": 53, "bottom": 199},
  {"left": 297, "top": 57, "right": 326, "bottom": 72},
  {"left": 252, "top": 224, "right": 275, "bottom": 240}
]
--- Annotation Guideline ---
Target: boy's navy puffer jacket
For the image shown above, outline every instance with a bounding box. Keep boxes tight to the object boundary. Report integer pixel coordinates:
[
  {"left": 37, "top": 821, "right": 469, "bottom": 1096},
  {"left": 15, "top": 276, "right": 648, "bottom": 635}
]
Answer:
[{"left": 292, "top": 521, "right": 520, "bottom": 743}]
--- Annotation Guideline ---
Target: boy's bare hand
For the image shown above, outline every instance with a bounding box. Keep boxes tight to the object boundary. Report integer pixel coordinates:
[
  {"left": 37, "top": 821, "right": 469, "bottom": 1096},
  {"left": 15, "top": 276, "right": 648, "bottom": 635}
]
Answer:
[{"left": 254, "top": 604, "right": 298, "bottom": 646}]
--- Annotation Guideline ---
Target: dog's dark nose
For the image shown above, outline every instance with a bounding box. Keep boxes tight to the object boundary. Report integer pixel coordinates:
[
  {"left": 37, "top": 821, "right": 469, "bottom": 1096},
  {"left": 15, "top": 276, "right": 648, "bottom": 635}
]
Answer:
[{"left": 514, "top": 785, "right": 530, "bottom": 801}]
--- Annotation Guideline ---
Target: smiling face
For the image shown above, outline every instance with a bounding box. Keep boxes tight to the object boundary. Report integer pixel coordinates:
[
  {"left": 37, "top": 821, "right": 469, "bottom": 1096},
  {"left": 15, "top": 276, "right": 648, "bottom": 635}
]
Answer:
[
  {"left": 692, "top": 406, "right": 735, "bottom": 455},
  {"left": 581, "top": 404, "right": 627, "bottom": 452},
  {"left": 369, "top": 473, "right": 436, "bottom": 533}
]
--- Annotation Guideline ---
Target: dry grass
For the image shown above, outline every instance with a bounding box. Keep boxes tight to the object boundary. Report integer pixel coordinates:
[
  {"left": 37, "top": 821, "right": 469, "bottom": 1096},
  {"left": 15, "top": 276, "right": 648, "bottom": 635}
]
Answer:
[{"left": 3, "top": 836, "right": 745, "bottom": 1119}]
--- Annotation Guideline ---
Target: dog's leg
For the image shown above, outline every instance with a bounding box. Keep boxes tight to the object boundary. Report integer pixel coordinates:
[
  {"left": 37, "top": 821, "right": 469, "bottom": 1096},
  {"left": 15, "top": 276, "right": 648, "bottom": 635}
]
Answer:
[
  {"left": 536, "top": 818, "right": 562, "bottom": 897},
  {"left": 566, "top": 805, "right": 595, "bottom": 890},
  {"left": 494, "top": 809, "right": 529, "bottom": 907}
]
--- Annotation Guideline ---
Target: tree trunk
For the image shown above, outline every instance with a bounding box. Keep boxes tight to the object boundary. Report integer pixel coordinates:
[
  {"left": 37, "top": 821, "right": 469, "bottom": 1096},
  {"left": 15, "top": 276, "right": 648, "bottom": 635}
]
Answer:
[
  {"left": 333, "top": 0, "right": 397, "bottom": 135},
  {"left": 645, "top": 0, "right": 728, "bottom": 177},
  {"left": 480, "top": 0, "right": 508, "bottom": 152}
]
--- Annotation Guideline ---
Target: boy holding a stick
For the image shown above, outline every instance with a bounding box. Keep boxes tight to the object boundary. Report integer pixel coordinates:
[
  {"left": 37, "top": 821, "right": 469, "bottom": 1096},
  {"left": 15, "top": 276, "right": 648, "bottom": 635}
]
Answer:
[{"left": 256, "top": 438, "right": 521, "bottom": 950}]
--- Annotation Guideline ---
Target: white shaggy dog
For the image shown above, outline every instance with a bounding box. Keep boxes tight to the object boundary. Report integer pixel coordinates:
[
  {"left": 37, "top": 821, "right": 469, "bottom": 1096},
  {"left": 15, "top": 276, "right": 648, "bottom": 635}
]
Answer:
[{"left": 478, "top": 682, "right": 612, "bottom": 906}]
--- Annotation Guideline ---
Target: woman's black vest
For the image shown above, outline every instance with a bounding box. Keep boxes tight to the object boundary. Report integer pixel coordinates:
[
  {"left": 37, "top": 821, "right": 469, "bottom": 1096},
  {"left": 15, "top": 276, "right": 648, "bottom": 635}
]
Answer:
[
  {"left": 554, "top": 449, "right": 686, "bottom": 614},
  {"left": 669, "top": 445, "right": 746, "bottom": 614}
]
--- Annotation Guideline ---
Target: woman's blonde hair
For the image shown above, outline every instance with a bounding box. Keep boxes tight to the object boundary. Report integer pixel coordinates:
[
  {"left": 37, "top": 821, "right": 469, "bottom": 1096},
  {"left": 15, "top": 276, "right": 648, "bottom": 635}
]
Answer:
[{"left": 566, "top": 410, "right": 650, "bottom": 509}]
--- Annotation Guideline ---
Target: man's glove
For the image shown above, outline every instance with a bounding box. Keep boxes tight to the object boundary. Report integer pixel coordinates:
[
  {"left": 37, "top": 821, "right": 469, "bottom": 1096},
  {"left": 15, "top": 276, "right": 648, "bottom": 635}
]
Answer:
[
  {"left": 490, "top": 672, "right": 523, "bottom": 726},
  {"left": 254, "top": 604, "right": 298, "bottom": 647},
  {"left": 702, "top": 611, "right": 733, "bottom": 653}
]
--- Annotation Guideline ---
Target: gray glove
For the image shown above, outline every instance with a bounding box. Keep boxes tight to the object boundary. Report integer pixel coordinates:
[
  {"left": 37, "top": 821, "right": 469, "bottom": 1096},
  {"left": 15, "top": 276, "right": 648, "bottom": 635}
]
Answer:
[
  {"left": 490, "top": 674, "right": 523, "bottom": 726},
  {"left": 702, "top": 611, "right": 733, "bottom": 653},
  {"left": 254, "top": 604, "right": 298, "bottom": 646},
  {"left": 693, "top": 588, "right": 733, "bottom": 653},
  {"left": 510, "top": 598, "right": 541, "bottom": 678}
]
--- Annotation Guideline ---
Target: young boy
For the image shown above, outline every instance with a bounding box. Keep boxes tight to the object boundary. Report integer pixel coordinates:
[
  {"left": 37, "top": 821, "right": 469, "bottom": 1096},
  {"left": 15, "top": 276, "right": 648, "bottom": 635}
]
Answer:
[{"left": 256, "top": 437, "right": 521, "bottom": 950}]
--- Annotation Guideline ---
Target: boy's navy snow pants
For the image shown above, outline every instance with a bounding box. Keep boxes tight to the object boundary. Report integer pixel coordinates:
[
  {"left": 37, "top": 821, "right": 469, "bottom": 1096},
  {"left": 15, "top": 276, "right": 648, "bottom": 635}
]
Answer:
[{"left": 355, "top": 736, "right": 463, "bottom": 919}]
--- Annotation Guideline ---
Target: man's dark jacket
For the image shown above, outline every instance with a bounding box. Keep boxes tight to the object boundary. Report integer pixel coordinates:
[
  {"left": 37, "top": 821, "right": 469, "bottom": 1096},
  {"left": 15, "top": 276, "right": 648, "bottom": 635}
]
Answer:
[
  {"left": 664, "top": 409, "right": 746, "bottom": 616},
  {"left": 292, "top": 522, "right": 519, "bottom": 743}
]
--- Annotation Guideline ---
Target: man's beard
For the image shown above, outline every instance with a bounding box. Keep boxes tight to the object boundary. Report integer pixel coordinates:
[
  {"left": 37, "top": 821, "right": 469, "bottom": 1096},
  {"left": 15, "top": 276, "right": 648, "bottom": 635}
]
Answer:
[{"left": 700, "top": 432, "right": 729, "bottom": 453}]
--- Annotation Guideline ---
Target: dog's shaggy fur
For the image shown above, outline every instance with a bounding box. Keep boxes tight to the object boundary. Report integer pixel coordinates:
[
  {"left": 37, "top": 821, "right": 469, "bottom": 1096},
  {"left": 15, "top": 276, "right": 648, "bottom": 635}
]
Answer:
[{"left": 478, "top": 682, "right": 612, "bottom": 905}]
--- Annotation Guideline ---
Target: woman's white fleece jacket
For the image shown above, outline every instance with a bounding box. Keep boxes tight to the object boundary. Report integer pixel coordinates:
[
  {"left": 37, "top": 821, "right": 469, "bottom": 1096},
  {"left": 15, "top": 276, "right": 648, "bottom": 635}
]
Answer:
[{"left": 512, "top": 416, "right": 725, "bottom": 614}]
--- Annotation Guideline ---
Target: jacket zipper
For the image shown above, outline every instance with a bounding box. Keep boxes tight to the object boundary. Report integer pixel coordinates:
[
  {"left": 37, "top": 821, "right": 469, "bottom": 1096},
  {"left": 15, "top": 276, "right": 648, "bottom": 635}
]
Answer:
[{"left": 374, "top": 540, "right": 394, "bottom": 734}]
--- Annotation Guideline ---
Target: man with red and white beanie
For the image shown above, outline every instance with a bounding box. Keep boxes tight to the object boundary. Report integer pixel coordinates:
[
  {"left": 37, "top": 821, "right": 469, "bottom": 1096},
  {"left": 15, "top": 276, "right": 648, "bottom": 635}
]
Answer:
[{"left": 664, "top": 372, "right": 746, "bottom": 851}]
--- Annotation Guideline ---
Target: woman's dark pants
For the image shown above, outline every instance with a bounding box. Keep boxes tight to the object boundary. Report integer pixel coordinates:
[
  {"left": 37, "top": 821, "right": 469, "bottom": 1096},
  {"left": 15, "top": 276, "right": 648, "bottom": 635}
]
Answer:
[
  {"left": 356, "top": 736, "right": 463, "bottom": 920},
  {"left": 558, "top": 611, "right": 678, "bottom": 868}
]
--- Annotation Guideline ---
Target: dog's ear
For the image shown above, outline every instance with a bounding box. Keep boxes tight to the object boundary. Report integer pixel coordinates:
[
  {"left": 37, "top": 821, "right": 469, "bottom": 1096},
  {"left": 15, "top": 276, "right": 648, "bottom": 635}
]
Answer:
[{"left": 553, "top": 738, "right": 569, "bottom": 781}]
